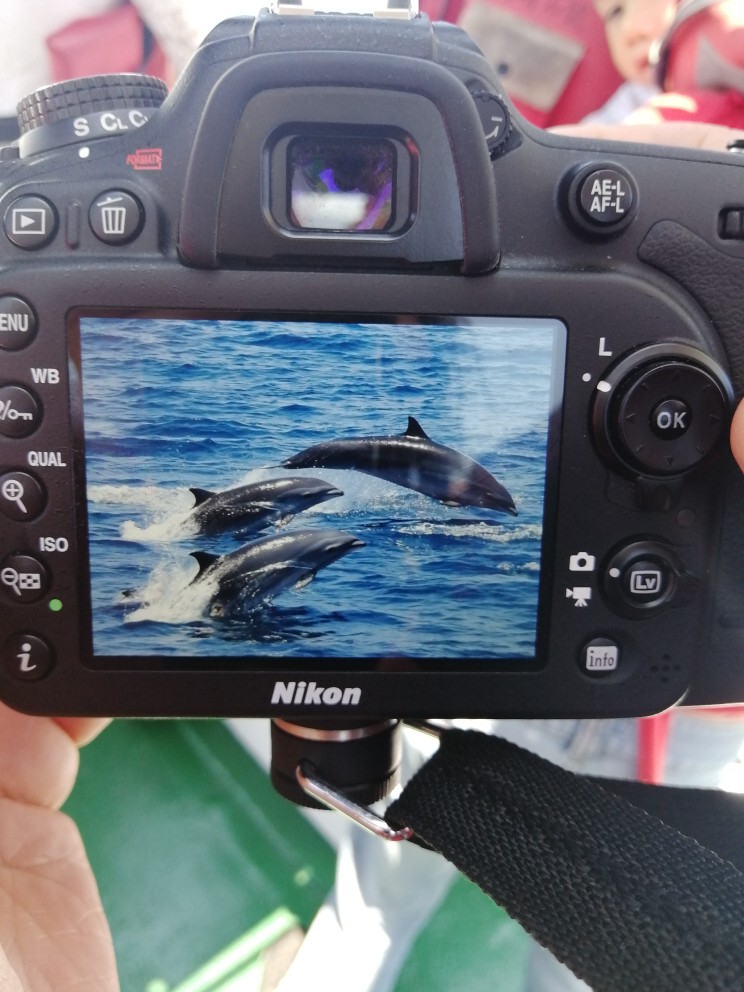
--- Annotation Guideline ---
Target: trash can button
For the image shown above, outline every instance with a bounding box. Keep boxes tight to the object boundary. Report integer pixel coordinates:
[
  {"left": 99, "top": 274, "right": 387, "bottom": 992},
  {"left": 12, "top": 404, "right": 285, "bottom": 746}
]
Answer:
[{"left": 89, "top": 190, "right": 143, "bottom": 245}]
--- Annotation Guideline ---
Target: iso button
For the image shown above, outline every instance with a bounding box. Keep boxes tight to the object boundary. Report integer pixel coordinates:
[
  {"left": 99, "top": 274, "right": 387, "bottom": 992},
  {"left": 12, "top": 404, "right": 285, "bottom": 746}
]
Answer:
[
  {"left": 89, "top": 190, "right": 144, "bottom": 245},
  {"left": 0, "top": 554, "right": 49, "bottom": 604},
  {"left": 4, "top": 195, "right": 58, "bottom": 249}
]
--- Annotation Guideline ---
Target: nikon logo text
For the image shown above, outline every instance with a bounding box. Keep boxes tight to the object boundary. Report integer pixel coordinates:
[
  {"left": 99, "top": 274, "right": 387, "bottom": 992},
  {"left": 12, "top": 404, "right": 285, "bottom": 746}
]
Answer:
[{"left": 271, "top": 681, "right": 362, "bottom": 706}]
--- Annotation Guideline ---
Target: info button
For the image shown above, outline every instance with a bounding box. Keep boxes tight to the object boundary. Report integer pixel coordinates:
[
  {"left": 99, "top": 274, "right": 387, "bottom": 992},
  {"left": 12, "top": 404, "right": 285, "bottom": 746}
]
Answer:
[
  {"left": 2, "top": 634, "right": 54, "bottom": 681},
  {"left": 581, "top": 638, "right": 620, "bottom": 677}
]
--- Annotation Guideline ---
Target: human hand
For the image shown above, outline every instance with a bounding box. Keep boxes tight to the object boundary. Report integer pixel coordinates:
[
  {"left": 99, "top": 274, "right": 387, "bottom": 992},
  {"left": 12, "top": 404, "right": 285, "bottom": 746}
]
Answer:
[
  {"left": 0, "top": 704, "right": 118, "bottom": 992},
  {"left": 551, "top": 119, "right": 744, "bottom": 152},
  {"left": 731, "top": 399, "right": 744, "bottom": 473}
]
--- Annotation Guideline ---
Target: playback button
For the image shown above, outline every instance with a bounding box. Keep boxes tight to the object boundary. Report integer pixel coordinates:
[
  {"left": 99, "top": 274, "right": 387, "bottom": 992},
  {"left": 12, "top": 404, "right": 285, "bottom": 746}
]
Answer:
[{"left": 4, "top": 195, "right": 58, "bottom": 249}]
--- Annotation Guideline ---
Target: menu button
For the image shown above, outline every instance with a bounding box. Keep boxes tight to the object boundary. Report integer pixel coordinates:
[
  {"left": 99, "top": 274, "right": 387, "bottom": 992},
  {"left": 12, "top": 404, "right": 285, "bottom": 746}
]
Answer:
[{"left": 0, "top": 297, "right": 37, "bottom": 351}]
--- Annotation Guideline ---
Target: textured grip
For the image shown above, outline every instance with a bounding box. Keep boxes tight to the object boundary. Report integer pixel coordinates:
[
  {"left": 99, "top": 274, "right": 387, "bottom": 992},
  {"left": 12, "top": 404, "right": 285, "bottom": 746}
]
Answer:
[
  {"left": 639, "top": 220, "right": 744, "bottom": 705},
  {"left": 638, "top": 220, "right": 744, "bottom": 391},
  {"left": 17, "top": 74, "right": 168, "bottom": 135}
]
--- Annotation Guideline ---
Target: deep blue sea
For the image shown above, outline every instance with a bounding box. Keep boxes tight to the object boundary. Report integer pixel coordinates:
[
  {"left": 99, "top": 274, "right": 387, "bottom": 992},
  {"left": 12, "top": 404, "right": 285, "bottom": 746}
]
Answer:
[{"left": 79, "top": 317, "right": 562, "bottom": 660}]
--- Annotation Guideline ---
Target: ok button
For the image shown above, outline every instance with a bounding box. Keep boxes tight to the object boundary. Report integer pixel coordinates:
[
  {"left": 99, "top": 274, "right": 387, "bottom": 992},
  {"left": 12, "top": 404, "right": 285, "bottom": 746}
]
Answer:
[{"left": 651, "top": 398, "right": 691, "bottom": 440}]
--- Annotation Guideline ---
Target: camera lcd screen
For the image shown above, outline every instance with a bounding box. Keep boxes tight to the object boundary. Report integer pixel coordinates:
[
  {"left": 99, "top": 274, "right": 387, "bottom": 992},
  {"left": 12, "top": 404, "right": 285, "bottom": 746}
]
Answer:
[{"left": 71, "top": 315, "right": 565, "bottom": 668}]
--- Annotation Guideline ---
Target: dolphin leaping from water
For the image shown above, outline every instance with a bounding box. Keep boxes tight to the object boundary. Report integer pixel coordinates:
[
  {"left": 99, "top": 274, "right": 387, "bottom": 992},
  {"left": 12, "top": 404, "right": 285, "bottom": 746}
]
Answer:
[
  {"left": 186, "top": 476, "right": 343, "bottom": 536},
  {"left": 190, "top": 527, "right": 365, "bottom": 616},
  {"left": 280, "top": 416, "right": 516, "bottom": 515}
]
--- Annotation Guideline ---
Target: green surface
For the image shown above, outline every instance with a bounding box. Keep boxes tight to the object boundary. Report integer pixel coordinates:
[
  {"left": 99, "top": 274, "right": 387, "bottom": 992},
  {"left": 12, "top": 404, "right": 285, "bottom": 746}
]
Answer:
[
  {"left": 64, "top": 718, "right": 528, "bottom": 992},
  {"left": 396, "top": 877, "right": 528, "bottom": 992},
  {"left": 64, "top": 719, "right": 335, "bottom": 992}
]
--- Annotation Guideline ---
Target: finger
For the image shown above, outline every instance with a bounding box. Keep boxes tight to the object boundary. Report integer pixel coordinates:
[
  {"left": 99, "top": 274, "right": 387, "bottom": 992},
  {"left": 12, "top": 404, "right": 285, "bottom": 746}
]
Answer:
[
  {"left": 551, "top": 121, "right": 744, "bottom": 153},
  {"left": 53, "top": 717, "right": 112, "bottom": 748},
  {"left": 0, "top": 702, "right": 81, "bottom": 810},
  {"left": 731, "top": 398, "right": 744, "bottom": 474},
  {"left": 0, "top": 799, "right": 120, "bottom": 992},
  {"left": 0, "top": 950, "right": 23, "bottom": 992}
]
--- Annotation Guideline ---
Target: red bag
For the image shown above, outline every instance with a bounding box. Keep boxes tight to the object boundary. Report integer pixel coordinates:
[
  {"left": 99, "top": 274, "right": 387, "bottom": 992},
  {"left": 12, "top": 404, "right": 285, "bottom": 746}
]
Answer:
[
  {"left": 420, "top": 0, "right": 623, "bottom": 127},
  {"left": 46, "top": 2, "right": 168, "bottom": 83}
]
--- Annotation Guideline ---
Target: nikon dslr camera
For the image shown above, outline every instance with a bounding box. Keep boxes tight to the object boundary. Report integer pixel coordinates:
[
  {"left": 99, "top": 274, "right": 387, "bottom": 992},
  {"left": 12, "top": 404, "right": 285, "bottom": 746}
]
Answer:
[{"left": 0, "top": 3, "right": 743, "bottom": 725}]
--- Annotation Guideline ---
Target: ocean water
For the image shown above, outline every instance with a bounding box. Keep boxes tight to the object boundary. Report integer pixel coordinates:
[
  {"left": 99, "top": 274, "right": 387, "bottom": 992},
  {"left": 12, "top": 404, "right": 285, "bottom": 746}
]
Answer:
[{"left": 77, "top": 316, "right": 562, "bottom": 661}]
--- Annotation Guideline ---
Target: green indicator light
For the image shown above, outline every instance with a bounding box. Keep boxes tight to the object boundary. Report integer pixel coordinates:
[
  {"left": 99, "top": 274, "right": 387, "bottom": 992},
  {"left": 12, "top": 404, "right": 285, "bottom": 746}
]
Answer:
[{"left": 48, "top": 599, "right": 63, "bottom": 613}]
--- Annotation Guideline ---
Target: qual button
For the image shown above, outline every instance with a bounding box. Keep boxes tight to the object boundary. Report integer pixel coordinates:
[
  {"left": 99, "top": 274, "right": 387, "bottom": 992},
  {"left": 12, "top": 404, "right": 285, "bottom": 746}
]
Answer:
[
  {"left": 89, "top": 189, "right": 144, "bottom": 245},
  {"left": 0, "top": 471, "right": 45, "bottom": 521}
]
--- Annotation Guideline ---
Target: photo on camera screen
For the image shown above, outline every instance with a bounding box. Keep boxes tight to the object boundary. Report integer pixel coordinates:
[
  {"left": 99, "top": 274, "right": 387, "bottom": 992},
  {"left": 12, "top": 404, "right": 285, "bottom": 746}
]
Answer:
[{"left": 71, "top": 316, "right": 564, "bottom": 663}]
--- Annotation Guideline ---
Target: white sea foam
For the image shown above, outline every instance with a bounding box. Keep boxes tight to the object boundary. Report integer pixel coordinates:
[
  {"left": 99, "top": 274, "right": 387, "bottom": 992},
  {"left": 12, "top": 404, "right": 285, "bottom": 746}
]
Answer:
[{"left": 122, "top": 560, "right": 215, "bottom": 624}]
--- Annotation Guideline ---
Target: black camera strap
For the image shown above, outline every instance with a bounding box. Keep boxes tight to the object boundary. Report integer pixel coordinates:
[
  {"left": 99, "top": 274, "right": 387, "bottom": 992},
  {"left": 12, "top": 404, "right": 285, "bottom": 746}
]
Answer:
[{"left": 385, "top": 728, "right": 744, "bottom": 992}]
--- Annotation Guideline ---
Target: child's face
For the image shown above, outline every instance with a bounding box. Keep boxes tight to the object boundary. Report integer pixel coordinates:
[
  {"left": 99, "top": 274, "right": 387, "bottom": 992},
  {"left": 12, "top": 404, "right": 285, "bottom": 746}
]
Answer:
[{"left": 594, "top": 0, "right": 677, "bottom": 85}]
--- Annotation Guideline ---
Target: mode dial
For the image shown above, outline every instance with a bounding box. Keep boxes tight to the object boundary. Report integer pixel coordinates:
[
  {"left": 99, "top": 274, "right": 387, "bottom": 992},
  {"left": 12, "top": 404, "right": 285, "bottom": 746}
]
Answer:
[
  {"left": 593, "top": 343, "right": 733, "bottom": 477},
  {"left": 17, "top": 74, "right": 168, "bottom": 158}
]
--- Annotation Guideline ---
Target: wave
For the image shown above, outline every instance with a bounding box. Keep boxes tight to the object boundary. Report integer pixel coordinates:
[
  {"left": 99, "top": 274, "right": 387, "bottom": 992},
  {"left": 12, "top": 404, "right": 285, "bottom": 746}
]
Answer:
[
  {"left": 393, "top": 521, "right": 542, "bottom": 543},
  {"left": 122, "top": 560, "right": 215, "bottom": 624}
]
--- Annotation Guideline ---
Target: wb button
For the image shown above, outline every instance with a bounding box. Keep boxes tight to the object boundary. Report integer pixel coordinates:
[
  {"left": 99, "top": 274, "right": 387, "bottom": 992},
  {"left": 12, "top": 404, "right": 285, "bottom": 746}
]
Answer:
[{"left": 651, "top": 398, "right": 691, "bottom": 440}]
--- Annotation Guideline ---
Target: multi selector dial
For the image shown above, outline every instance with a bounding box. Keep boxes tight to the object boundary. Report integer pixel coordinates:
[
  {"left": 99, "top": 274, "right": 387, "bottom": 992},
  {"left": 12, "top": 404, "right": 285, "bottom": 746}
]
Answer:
[{"left": 592, "top": 343, "right": 733, "bottom": 477}]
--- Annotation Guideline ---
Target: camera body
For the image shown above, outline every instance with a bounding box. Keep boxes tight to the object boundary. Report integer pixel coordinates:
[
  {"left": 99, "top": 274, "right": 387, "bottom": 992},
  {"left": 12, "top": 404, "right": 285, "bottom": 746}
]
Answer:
[{"left": 0, "top": 8, "right": 743, "bottom": 721}]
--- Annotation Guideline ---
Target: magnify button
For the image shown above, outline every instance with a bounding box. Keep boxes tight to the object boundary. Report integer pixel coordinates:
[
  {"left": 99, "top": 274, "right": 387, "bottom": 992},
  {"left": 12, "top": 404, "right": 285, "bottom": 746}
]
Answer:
[{"left": 0, "top": 471, "right": 45, "bottom": 521}]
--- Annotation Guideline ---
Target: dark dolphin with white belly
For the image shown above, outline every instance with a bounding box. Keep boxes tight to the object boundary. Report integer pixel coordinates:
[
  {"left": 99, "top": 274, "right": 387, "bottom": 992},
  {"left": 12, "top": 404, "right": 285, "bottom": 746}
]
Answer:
[
  {"left": 280, "top": 416, "right": 517, "bottom": 515},
  {"left": 186, "top": 476, "right": 343, "bottom": 536},
  {"left": 190, "top": 527, "right": 365, "bottom": 616}
]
